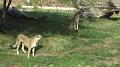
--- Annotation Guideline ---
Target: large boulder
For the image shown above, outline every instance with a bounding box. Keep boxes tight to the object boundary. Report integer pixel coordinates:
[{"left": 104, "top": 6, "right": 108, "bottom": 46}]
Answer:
[{"left": 73, "top": 0, "right": 120, "bottom": 18}]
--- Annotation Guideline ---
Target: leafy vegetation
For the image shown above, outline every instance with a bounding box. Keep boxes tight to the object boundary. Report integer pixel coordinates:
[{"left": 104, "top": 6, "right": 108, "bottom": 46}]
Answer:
[{"left": 0, "top": 9, "right": 120, "bottom": 67}]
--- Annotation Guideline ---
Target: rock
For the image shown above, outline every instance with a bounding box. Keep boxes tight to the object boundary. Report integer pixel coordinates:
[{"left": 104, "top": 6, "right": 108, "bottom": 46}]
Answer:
[{"left": 73, "top": 0, "right": 120, "bottom": 18}]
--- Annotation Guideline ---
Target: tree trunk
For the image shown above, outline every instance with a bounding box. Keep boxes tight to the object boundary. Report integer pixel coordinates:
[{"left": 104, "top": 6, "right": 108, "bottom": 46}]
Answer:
[
  {"left": 6, "top": 0, "right": 12, "bottom": 10},
  {"left": 0, "top": 0, "right": 6, "bottom": 33},
  {"left": 0, "top": 0, "right": 12, "bottom": 33}
]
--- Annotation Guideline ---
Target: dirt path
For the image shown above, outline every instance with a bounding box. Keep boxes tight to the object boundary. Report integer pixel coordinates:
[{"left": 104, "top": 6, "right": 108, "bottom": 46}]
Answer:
[{"left": 21, "top": 6, "right": 76, "bottom": 10}]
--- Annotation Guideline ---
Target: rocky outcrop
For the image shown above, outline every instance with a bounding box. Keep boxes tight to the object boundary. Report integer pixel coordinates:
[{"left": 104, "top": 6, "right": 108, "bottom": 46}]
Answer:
[{"left": 73, "top": 0, "right": 120, "bottom": 18}]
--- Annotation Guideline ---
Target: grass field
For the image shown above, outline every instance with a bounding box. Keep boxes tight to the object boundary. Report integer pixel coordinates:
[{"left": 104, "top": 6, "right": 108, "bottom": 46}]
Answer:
[{"left": 0, "top": 9, "right": 120, "bottom": 67}]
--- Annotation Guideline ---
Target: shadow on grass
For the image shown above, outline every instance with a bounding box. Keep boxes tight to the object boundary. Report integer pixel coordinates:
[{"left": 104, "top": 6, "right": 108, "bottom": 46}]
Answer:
[
  {"left": 4, "top": 10, "right": 74, "bottom": 37},
  {"left": 4, "top": 10, "right": 108, "bottom": 40},
  {"left": 35, "top": 45, "right": 44, "bottom": 53},
  {"left": 109, "top": 17, "right": 120, "bottom": 21},
  {"left": 100, "top": 17, "right": 120, "bottom": 21}
]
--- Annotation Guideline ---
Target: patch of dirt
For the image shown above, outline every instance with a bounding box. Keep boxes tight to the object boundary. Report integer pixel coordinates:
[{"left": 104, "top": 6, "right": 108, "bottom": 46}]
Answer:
[
  {"left": 12, "top": 63, "right": 21, "bottom": 67},
  {"left": 95, "top": 56, "right": 120, "bottom": 66},
  {"left": 83, "top": 38, "right": 120, "bottom": 53}
]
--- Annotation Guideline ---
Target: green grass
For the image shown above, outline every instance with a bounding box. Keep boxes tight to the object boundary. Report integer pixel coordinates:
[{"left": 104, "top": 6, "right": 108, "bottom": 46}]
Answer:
[{"left": 0, "top": 9, "right": 120, "bottom": 67}]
